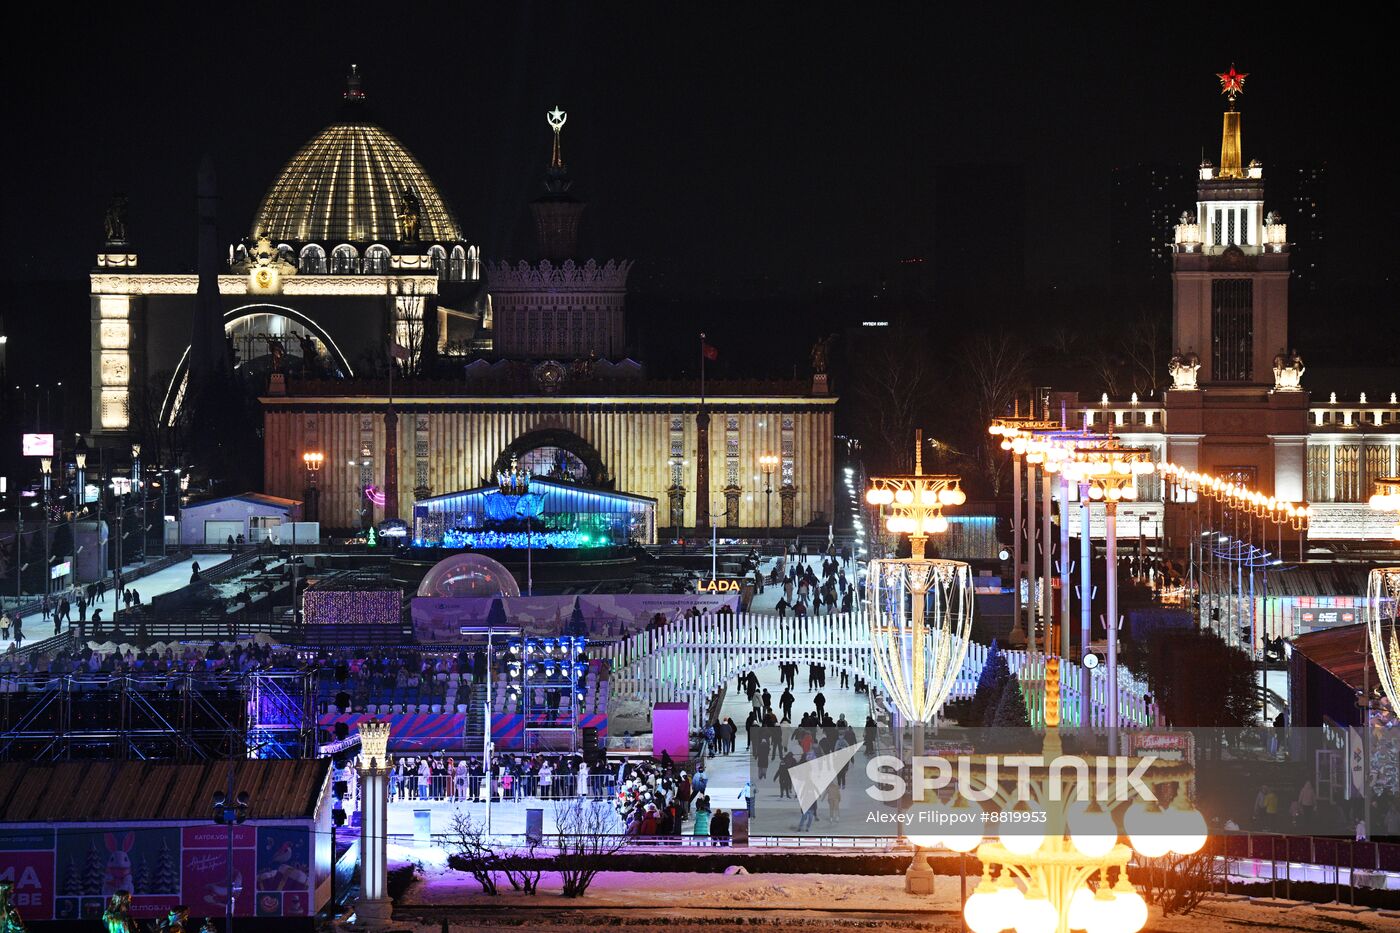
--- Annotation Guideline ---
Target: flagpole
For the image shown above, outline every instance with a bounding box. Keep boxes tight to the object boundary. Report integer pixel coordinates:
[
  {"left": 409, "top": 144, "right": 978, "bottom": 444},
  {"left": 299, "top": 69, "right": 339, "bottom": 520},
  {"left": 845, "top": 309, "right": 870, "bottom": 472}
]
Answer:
[{"left": 699, "top": 332, "right": 706, "bottom": 406}]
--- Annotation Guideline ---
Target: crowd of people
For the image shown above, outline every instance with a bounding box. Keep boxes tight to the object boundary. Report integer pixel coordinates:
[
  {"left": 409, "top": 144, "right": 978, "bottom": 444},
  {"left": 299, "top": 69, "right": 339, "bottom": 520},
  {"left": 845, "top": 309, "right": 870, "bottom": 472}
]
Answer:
[
  {"left": 0, "top": 639, "right": 277, "bottom": 679},
  {"left": 771, "top": 552, "right": 857, "bottom": 617},
  {"left": 613, "top": 755, "right": 732, "bottom": 842}
]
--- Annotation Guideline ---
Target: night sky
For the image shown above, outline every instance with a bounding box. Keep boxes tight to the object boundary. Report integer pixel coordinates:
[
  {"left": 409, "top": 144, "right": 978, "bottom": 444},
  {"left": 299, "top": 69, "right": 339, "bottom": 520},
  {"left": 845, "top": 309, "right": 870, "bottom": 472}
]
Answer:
[{"left": 2, "top": 6, "right": 1392, "bottom": 296}]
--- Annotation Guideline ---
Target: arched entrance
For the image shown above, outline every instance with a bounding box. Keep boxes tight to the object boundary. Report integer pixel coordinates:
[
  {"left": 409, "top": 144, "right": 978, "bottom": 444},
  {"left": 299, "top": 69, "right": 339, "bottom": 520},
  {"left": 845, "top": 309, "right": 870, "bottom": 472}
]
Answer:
[
  {"left": 493, "top": 429, "right": 611, "bottom": 488},
  {"left": 159, "top": 303, "right": 355, "bottom": 426}
]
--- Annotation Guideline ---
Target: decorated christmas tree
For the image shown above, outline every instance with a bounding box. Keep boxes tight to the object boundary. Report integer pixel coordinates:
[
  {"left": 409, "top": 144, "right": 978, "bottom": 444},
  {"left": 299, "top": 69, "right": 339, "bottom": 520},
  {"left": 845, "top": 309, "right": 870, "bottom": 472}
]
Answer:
[
  {"left": 62, "top": 854, "right": 84, "bottom": 896},
  {"left": 133, "top": 855, "right": 151, "bottom": 895},
  {"left": 967, "top": 640, "right": 1010, "bottom": 727},
  {"left": 992, "top": 672, "right": 1032, "bottom": 728},
  {"left": 83, "top": 841, "right": 105, "bottom": 895},
  {"left": 154, "top": 839, "right": 179, "bottom": 893}
]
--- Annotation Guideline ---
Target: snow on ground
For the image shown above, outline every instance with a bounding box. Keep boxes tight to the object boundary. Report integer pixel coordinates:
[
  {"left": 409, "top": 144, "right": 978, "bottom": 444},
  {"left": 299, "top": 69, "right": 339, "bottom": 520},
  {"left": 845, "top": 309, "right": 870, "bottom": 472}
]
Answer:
[{"left": 387, "top": 862, "right": 1400, "bottom": 932}]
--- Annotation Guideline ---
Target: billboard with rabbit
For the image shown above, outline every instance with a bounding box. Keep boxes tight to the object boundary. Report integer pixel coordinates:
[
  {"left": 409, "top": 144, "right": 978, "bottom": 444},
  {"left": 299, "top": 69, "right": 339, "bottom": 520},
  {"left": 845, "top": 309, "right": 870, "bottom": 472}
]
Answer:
[{"left": 0, "top": 823, "right": 318, "bottom": 922}]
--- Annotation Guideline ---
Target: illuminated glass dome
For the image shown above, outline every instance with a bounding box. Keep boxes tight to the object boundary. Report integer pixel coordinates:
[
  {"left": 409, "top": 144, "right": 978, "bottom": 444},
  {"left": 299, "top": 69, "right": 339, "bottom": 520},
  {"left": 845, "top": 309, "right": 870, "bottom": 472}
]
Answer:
[
  {"left": 417, "top": 553, "right": 521, "bottom": 599},
  {"left": 251, "top": 70, "right": 461, "bottom": 245}
]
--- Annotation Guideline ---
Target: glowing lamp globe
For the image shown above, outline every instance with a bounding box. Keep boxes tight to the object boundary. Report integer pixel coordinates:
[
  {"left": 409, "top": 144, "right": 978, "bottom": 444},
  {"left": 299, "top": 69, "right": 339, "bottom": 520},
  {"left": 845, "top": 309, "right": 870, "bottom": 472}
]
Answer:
[
  {"left": 1068, "top": 801, "right": 1118, "bottom": 857},
  {"left": 1108, "top": 880, "right": 1148, "bottom": 933},
  {"left": 994, "top": 873, "right": 1025, "bottom": 914},
  {"left": 964, "top": 880, "right": 1007, "bottom": 933},
  {"left": 999, "top": 801, "right": 1047, "bottom": 855},
  {"left": 1015, "top": 889, "right": 1057, "bottom": 933},
  {"left": 1067, "top": 886, "right": 1097, "bottom": 931},
  {"left": 1083, "top": 889, "right": 1120, "bottom": 933},
  {"left": 942, "top": 828, "right": 981, "bottom": 852},
  {"left": 1162, "top": 802, "right": 1208, "bottom": 855},
  {"left": 895, "top": 488, "right": 914, "bottom": 505},
  {"left": 1126, "top": 800, "right": 1173, "bottom": 858},
  {"left": 866, "top": 489, "right": 883, "bottom": 505}
]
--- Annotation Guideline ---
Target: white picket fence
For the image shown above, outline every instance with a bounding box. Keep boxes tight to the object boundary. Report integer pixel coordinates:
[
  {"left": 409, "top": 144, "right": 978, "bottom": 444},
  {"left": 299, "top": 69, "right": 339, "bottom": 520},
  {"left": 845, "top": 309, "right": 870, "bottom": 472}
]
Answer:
[{"left": 596, "top": 611, "right": 1157, "bottom": 731}]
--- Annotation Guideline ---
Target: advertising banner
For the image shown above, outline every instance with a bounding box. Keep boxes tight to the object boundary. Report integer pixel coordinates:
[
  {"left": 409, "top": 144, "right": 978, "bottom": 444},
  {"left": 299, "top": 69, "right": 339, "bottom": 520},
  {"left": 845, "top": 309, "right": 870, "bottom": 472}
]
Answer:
[{"left": 0, "top": 823, "right": 315, "bottom": 922}]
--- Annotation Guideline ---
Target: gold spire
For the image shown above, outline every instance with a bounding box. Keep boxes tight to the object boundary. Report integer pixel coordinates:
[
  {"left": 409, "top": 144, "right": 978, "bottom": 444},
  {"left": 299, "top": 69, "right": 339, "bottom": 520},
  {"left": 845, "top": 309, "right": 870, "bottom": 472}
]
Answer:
[{"left": 1216, "top": 66, "right": 1247, "bottom": 180}]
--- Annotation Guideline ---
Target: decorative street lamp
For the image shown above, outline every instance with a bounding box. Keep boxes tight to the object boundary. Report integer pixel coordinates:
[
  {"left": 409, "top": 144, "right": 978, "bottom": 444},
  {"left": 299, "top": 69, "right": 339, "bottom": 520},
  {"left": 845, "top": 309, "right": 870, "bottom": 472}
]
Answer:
[
  {"left": 989, "top": 417, "right": 1063, "bottom": 651},
  {"left": 355, "top": 720, "right": 393, "bottom": 927},
  {"left": 131, "top": 444, "right": 144, "bottom": 562},
  {"left": 1368, "top": 568, "right": 1400, "bottom": 710},
  {"left": 40, "top": 457, "right": 52, "bottom": 608},
  {"left": 303, "top": 451, "right": 325, "bottom": 524},
  {"left": 955, "top": 603, "right": 1203, "bottom": 933},
  {"left": 759, "top": 453, "right": 779, "bottom": 541},
  {"left": 1057, "top": 444, "right": 1154, "bottom": 752},
  {"left": 864, "top": 432, "right": 972, "bottom": 894}
]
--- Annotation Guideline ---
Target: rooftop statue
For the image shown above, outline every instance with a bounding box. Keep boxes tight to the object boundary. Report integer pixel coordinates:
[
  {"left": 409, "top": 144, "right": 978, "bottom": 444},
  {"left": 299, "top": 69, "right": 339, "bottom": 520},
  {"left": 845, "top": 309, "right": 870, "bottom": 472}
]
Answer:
[
  {"left": 810, "top": 334, "right": 835, "bottom": 375},
  {"left": 104, "top": 194, "right": 129, "bottom": 245},
  {"left": 1273, "top": 350, "right": 1305, "bottom": 391},
  {"left": 1168, "top": 351, "right": 1200, "bottom": 391},
  {"left": 399, "top": 188, "right": 422, "bottom": 243}
]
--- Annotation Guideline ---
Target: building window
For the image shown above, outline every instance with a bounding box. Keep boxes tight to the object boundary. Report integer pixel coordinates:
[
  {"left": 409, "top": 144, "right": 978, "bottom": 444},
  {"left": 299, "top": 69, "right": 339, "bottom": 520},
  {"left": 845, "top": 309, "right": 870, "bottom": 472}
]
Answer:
[
  {"left": 1335, "top": 445, "right": 1361, "bottom": 502},
  {"left": 1306, "top": 445, "right": 1330, "bottom": 502},
  {"left": 1210, "top": 279, "right": 1253, "bottom": 382},
  {"left": 1213, "top": 209, "right": 1223, "bottom": 246},
  {"left": 781, "top": 417, "right": 795, "bottom": 487},
  {"left": 299, "top": 244, "right": 327, "bottom": 274},
  {"left": 725, "top": 416, "right": 740, "bottom": 487},
  {"left": 364, "top": 244, "right": 391, "bottom": 274},
  {"left": 669, "top": 416, "right": 685, "bottom": 486},
  {"left": 1226, "top": 210, "right": 1236, "bottom": 246},
  {"left": 1238, "top": 208, "right": 1248, "bottom": 246},
  {"left": 331, "top": 244, "right": 358, "bottom": 274}
]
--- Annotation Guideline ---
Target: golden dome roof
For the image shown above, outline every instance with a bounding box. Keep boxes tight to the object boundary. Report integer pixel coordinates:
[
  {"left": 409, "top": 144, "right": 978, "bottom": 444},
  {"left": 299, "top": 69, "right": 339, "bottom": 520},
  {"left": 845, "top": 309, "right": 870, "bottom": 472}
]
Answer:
[{"left": 252, "top": 117, "right": 461, "bottom": 244}]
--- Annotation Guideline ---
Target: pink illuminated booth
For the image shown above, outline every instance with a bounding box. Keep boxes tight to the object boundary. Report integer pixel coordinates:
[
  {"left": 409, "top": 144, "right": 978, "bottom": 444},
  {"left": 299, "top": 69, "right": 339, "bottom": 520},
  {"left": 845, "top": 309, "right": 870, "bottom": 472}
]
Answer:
[{"left": 651, "top": 702, "right": 690, "bottom": 761}]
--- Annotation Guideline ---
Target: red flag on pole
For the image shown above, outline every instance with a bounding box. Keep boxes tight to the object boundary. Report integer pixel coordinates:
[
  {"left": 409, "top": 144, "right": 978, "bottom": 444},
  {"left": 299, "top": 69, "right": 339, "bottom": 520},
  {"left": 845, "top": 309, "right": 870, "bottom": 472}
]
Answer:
[
  {"left": 702, "top": 341, "right": 718, "bottom": 361},
  {"left": 389, "top": 341, "right": 410, "bottom": 361}
]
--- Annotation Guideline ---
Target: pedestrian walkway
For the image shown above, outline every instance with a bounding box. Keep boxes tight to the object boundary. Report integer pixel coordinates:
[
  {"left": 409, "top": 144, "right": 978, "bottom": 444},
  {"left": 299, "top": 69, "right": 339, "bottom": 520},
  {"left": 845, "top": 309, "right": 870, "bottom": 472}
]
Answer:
[
  {"left": 0, "top": 554, "right": 230, "bottom": 650},
  {"left": 697, "top": 660, "right": 876, "bottom": 821},
  {"left": 745, "top": 555, "right": 859, "bottom": 615}
]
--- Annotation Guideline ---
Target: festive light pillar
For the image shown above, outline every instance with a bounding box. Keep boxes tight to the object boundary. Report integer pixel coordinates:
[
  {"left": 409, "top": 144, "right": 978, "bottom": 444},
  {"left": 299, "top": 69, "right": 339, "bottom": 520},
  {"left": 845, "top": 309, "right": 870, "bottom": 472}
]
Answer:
[
  {"left": 865, "top": 434, "right": 972, "bottom": 894},
  {"left": 1010, "top": 446, "right": 1025, "bottom": 646},
  {"left": 1042, "top": 464, "right": 1054, "bottom": 652},
  {"left": 1079, "top": 480, "right": 1093, "bottom": 727},
  {"left": 1058, "top": 471, "right": 1072, "bottom": 659},
  {"left": 356, "top": 720, "right": 393, "bottom": 926}
]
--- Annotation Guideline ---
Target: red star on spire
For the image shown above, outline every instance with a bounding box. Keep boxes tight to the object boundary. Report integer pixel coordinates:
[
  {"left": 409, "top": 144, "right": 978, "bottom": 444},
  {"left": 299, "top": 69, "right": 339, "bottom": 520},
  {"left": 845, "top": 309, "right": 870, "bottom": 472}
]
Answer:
[{"left": 1217, "top": 65, "right": 1248, "bottom": 101}]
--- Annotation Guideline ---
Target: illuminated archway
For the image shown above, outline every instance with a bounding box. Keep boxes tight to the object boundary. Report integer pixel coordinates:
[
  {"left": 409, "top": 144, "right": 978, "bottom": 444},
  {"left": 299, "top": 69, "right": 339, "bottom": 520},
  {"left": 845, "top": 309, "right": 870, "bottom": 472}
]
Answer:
[
  {"left": 492, "top": 428, "right": 610, "bottom": 488},
  {"left": 159, "top": 303, "right": 355, "bottom": 426}
]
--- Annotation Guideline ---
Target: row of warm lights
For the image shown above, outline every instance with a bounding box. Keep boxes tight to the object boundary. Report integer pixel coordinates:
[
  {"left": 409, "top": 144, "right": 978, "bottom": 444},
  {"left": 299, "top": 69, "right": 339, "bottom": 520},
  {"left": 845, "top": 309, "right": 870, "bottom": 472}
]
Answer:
[
  {"left": 866, "top": 486, "right": 968, "bottom": 507},
  {"left": 959, "top": 800, "right": 1204, "bottom": 933},
  {"left": 885, "top": 515, "right": 950, "bottom": 535},
  {"left": 1159, "top": 463, "right": 1310, "bottom": 527},
  {"left": 912, "top": 797, "right": 1205, "bottom": 861},
  {"left": 966, "top": 868, "right": 1146, "bottom": 933}
]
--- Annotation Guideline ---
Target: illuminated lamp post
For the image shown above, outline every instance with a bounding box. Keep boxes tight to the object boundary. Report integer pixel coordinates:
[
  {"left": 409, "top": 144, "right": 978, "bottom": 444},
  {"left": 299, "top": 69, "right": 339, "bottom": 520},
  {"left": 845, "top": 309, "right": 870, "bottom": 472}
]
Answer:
[
  {"left": 302, "top": 451, "right": 325, "bottom": 524},
  {"left": 74, "top": 447, "right": 86, "bottom": 585},
  {"left": 355, "top": 719, "right": 393, "bottom": 927},
  {"left": 40, "top": 457, "right": 52, "bottom": 607},
  {"left": 958, "top": 727, "right": 1205, "bottom": 933},
  {"left": 864, "top": 433, "right": 972, "bottom": 893},
  {"left": 957, "top": 572, "right": 1204, "bottom": 933},
  {"left": 759, "top": 453, "right": 779, "bottom": 542},
  {"left": 131, "top": 444, "right": 143, "bottom": 562},
  {"left": 1058, "top": 445, "right": 1154, "bottom": 751},
  {"left": 990, "top": 418, "right": 1062, "bottom": 650}
]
